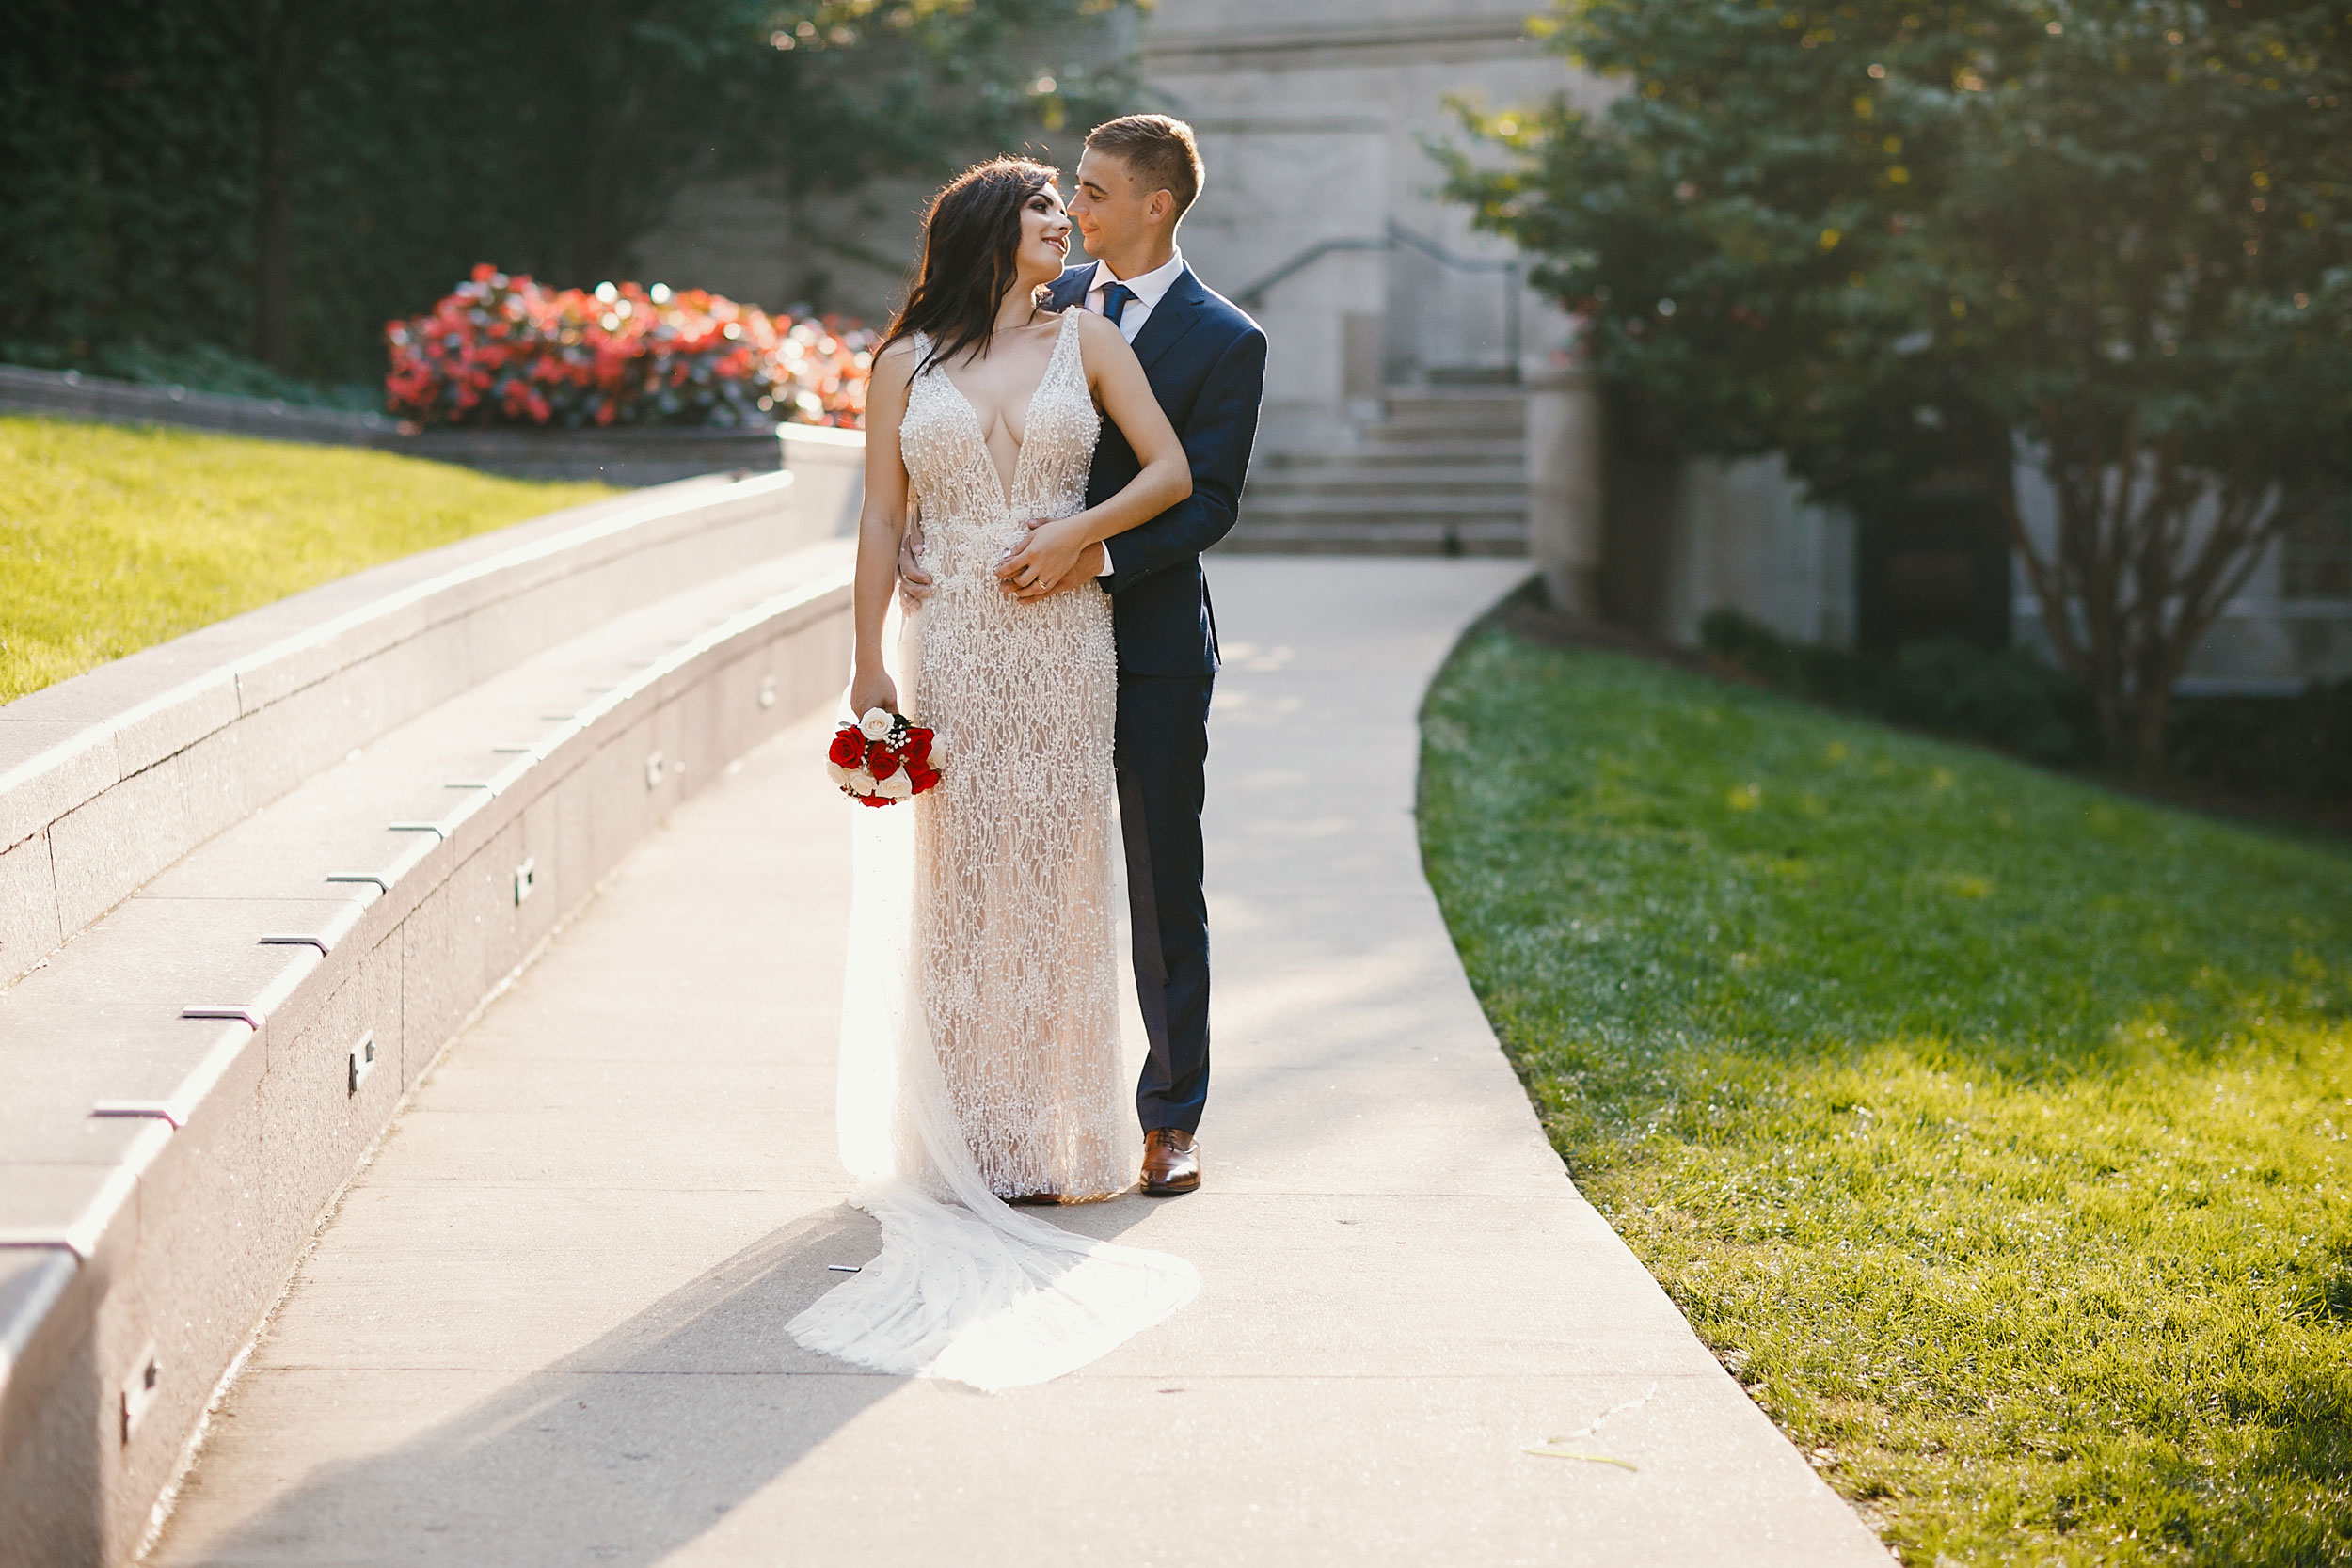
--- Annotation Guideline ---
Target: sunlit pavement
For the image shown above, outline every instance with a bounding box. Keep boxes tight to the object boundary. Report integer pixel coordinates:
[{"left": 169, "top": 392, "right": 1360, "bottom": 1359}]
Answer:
[{"left": 149, "top": 559, "right": 1887, "bottom": 1568}]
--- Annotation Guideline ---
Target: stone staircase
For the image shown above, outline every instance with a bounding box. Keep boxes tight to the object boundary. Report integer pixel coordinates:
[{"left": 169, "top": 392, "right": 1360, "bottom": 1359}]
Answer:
[{"left": 1224, "top": 387, "right": 1528, "bottom": 557}]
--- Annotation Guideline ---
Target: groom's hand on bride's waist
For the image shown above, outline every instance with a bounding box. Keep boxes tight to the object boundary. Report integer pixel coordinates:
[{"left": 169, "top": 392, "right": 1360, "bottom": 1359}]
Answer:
[
  {"left": 897, "top": 525, "right": 934, "bottom": 610},
  {"left": 998, "top": 517, "right": 1104, "bottom": 601}
]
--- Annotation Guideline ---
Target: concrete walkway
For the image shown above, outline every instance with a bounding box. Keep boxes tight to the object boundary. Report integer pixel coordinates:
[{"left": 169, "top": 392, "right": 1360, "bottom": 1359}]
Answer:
[{"left": 149, "top": 560, "right": 1886, "bottom": 1567}]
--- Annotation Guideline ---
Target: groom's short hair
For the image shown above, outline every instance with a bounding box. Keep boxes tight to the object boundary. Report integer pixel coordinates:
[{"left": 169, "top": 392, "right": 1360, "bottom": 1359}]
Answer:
[{"left": 1085, "top": 115, "right": 1204, "bottom": 219}]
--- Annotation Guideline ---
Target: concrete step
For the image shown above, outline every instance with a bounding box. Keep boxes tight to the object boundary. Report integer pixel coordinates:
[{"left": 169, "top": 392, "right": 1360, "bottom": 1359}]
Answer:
[
  {"left": 1377, "top": 392, "right": 1528, "bottom": 440},
  {"left": 1355, "top": 436, "right": 1526, "bottom": 459},
  {"left": 1241, "top": 492, "right": 1529, "bottom": 522},
  {"left": 1218, "top": 517, "right": 1529, "bottom": 557},
  {"left": 1232, "top": 385, "right": 1532, "bottom": 556},
  {"left": 1246, "top": 487, "right": 1527, "bottom": 509},
  {"left": 1383, "top": 388, "right": 1527, "bottom": 413},
  {"left": 1376, "top": 416, "right": 1525, "bottom": 443},
  {"left": 1248, "top": 464, "right": 1529, "bottom": 498},
  {"left": 1260, "top": 445, "right": 1526, "bottom": 473}
]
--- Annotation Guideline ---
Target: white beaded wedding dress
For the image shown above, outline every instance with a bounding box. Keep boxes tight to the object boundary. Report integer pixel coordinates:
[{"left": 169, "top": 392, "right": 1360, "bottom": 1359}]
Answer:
[{"left": 787, "top": 309, "right": 1199, "bottom": 1390}]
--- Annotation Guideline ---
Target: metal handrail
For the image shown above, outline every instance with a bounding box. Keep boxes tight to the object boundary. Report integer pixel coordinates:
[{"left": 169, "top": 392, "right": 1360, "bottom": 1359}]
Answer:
[
  {"left": 1385, "top": 221, "right": 1518, "bottom": 276},
  {"left": 1232, "top": 221, "right": 1523, "bottom": 371},
  {"left": 1234, "top": 235, "right": 1387, "bottom": 308},
  {"left": 1390, "top": 223, "right": 1523, "bottom": 373}
]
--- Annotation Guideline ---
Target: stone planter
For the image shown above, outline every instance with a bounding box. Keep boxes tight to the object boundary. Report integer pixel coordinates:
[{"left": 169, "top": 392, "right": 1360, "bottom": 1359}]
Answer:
[
  {"left": 400, "top": 423, "right": 788, "bottom": 487},
  {"left": 0, "top": 365, "right": 810, "bottom": 490}
]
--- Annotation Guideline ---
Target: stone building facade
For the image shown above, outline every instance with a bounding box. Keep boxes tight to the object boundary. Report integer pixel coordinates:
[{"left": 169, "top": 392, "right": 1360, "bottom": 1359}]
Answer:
[{"left": 1133, "top": 3, "right": 1587, "bottom": 445}]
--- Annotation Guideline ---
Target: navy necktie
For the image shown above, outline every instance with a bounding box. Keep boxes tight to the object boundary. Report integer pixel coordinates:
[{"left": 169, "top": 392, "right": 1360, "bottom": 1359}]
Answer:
[{"left": 1101, "top": 281, "right": 1137, "bottom": 327}]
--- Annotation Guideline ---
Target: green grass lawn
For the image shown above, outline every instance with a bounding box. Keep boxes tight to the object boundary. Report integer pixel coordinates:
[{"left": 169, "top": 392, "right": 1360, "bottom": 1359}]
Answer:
[
  {"left": 0, "top": 416, "right": 613, "bottom": 704},
  {"left": 1419, "top": 625, "right": 2352, "bottom": 1567}
]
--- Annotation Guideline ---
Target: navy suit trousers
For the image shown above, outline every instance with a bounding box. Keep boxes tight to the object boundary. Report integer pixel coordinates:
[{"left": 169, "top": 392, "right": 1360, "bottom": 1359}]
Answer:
[
  {"left": 1046, "top": 260, "right": 1264, "bottom": 1139},
  {"left": 1116, "top": 673, "right": 1215, "bottom": 1134}
]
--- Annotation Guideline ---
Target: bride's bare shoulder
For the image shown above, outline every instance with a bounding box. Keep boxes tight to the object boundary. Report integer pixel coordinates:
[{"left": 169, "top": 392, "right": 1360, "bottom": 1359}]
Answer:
[{"left": 868, "top": 335, "right": 924, "bottom": 391}]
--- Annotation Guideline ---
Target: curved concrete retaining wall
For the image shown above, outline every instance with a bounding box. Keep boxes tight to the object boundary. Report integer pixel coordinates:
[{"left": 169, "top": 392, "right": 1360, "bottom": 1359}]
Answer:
[
  {"left": 0, "top": 432, "right": 867, "bottom": 1565},
  {"left": 1, "top": 430, "right": 854, "bottom": 992}
]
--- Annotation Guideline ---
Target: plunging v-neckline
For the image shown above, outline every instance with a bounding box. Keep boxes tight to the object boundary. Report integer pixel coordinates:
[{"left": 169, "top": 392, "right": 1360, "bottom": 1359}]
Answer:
[{"left": 931, "top": 314, "right": 1072, "bottom": 510}]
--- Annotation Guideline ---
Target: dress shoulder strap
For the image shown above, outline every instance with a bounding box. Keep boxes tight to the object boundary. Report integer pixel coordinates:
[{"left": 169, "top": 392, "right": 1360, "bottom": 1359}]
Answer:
[{"left": 1050, "top": 307, "right": 1086, "bottom": 378}]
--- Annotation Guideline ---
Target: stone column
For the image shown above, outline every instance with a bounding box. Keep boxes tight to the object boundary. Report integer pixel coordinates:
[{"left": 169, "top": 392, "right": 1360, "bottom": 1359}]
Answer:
[{"left": 1523, "top": 324, "right": 1605, "bottom": 617}]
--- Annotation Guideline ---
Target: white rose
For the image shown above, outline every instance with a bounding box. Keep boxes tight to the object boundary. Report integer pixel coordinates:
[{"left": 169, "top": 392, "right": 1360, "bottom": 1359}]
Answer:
[
  {"left": 826, "top": 761, "right": 852, "bottom": 787},
  {"left": 920, "top": 732, "right": 945, "bottom": 769},
  {"left": 876, "top": 770, "right": 914, "bottom": 800},
  {"left": 848, "top": 770, "right": 877, "bottom": 796},
  {"left": 858, "top": 707, "right": 895, "bottom": 740}
]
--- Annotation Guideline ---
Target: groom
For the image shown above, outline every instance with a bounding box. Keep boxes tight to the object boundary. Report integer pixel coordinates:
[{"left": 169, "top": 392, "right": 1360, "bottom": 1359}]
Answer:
[{"left": 901, "top": 114, "right": 1267, "bottom": 1197}]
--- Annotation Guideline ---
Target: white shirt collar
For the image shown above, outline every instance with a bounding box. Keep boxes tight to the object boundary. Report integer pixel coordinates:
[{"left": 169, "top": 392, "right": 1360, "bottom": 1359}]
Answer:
[{"left": 1088, "top": 247, "right": 1185, "bottom": 307}]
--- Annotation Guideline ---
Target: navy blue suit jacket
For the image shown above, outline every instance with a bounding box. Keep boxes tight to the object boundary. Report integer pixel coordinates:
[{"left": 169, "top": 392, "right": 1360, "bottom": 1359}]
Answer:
[{"left": 1046, "top": 262, "right": 1266, "bottom": 678}]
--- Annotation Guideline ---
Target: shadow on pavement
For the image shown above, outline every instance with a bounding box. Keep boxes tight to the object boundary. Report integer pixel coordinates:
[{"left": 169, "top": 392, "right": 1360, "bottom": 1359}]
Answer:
[{"left": 169, "top": 1189, "right": 1164, "bottom": 1567}]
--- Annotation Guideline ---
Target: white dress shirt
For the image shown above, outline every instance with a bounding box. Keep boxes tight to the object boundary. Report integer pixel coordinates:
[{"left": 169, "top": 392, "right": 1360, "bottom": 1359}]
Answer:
[
  {"left": 1079, "top": 248, "right": 1185, "bottom": 345},
  {"left": 1074, "top": 249, "right": 1185, "bottom": 575}
]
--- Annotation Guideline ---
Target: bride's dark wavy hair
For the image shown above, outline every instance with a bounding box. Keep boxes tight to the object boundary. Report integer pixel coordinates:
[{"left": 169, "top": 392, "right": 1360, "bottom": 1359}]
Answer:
[{"left": 883, "top": 156, "right": 1059, "bottom": 376}]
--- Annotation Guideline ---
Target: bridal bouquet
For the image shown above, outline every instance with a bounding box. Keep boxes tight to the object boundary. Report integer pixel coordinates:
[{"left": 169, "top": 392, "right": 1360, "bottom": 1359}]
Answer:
[{"left": 828, "top": 709, "right": 943, "bottom": 806}]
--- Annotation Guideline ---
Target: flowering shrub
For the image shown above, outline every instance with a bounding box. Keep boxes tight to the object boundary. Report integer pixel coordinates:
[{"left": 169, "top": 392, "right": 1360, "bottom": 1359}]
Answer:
[{"left": 386, "top": 264, "right": 873, "bottom": 430}]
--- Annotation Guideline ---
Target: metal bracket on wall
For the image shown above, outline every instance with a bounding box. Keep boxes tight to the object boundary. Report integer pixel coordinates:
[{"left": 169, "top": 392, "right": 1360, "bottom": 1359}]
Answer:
[
  {"left": 119, "top": 1341, "right": 162, "bottom": 1445},
  {"left": 388, "top": 823, "right": 446, "bottom": 838},
  {"left": 326, "top": 873, "right": 390, "bottom": 892},
  {"left": 348, "top": 1032, "right": 377, "bottom": 1096}
]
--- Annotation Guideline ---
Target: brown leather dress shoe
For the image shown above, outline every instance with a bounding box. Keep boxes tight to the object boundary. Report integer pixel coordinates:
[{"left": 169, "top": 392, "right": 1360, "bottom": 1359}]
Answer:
[
  {"left": 1004, "top": 1192, "right": 1062, "bottom": 1207},
  {"left": 1140, "top": 1129, "right": 1200, "bottom": 1196}
]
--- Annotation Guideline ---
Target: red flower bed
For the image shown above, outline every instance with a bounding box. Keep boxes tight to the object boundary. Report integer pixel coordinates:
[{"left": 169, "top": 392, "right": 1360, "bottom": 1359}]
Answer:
[{"left": 386, "top": 264, "right": 873, "bottom": 430}]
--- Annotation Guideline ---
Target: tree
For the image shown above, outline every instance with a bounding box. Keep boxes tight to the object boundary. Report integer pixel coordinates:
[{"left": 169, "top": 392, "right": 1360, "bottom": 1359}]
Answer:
[
  {"left": 1443, "top": 0, "right": 2352, "bottom": 774},
  {"left": 251, "top": 0, "right": 310, "bottom": 370},
  {"left": 0, "top": 0, "right": 1137, "bottom": 385}
]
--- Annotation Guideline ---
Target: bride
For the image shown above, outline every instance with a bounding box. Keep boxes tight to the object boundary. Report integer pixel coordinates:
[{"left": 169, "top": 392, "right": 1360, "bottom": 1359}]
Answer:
[{"left": 787, "top": 157, "right": 1200, "bottom": 1388}]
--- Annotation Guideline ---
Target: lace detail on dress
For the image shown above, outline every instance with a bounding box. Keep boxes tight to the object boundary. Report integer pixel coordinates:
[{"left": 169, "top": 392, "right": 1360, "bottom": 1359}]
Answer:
[{"left": 897, "top": 310, "right": 1128, "bottom": 1202}]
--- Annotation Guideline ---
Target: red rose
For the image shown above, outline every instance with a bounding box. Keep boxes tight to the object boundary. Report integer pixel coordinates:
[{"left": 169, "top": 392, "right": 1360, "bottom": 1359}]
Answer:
[
  {"left": 828, "top": 728, "right": 866, "bottom": 768},
  {"left": 857, "top": 793, "right": 893, "bottom": 808},
  {"left": 907, "top": 765, "right": 940, "bottom": 794},
  {"left": 866, "top": 742, "right": 901, "bottom": 780},
  {"left": 900, "top": 727, "right": 933, "bottom": 764}
]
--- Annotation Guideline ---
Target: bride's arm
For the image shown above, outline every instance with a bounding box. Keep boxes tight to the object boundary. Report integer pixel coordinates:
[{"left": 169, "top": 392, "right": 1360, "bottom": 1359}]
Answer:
[
  {"left": 995, "top": 312, "right": 1190, "bottom": 595},
  {"left": 850, "top": 341, "right": 921, "bottom": 717}
]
